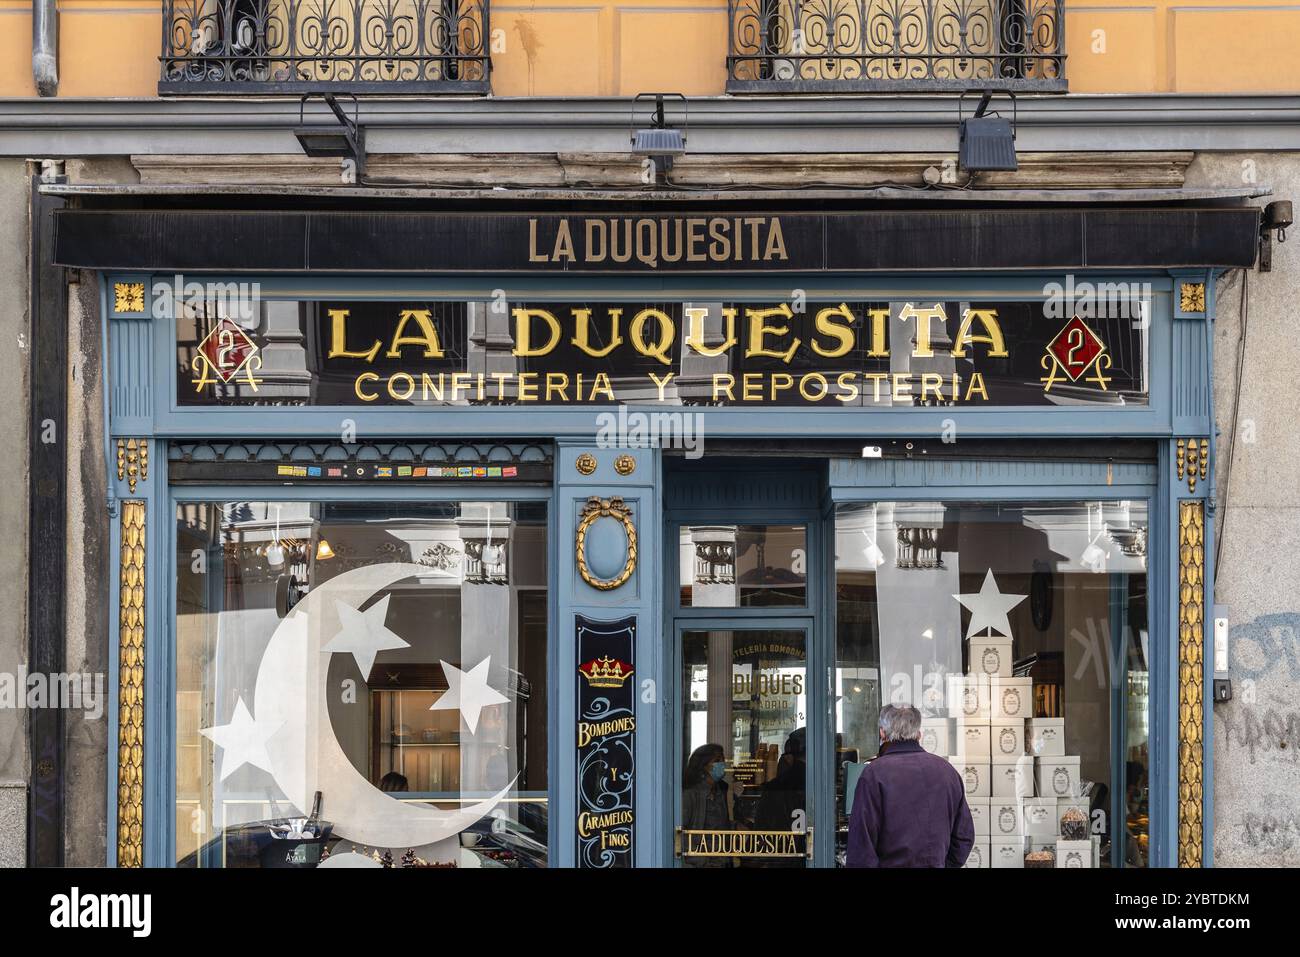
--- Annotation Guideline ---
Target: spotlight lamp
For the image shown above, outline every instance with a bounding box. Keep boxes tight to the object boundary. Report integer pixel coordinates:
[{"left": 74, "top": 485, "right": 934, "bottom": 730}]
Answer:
[
  {"left": 630, "top": 92, "right": 688, "bottom": 185},
  {"left": 294, "top": 93, "right": 366, "bottom": 179},
  {"left": 958, "top": 89, "right": 1018, "bottom": 174}
]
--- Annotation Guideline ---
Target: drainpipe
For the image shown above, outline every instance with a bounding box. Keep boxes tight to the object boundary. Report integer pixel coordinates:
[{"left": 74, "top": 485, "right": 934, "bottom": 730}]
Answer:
[{"left": 32, "top": 0, "right": 58, "bottom": 96}]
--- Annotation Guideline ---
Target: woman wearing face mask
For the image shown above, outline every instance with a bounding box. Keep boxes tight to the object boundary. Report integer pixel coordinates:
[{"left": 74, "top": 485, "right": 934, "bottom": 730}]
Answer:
[{"left": 682, "top": 743, "right": 733, "bottom": 867}]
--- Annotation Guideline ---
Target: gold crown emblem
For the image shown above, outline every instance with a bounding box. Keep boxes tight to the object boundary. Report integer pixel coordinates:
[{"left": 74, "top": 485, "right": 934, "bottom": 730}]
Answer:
[{"left": 578, "top": 656, "right": 633, "bottom": 689}]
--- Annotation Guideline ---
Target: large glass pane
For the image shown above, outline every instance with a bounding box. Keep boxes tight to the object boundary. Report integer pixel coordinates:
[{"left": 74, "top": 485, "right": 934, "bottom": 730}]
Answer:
[
  {"left": 679, "top": 629, "right": 809, "bottom": 867},
  {"left": 833, "top": 501, "right": 1149, "bottom": 869},
  {"left": 679, "top": 524, "right": 807, "bottom": 607},
  {"left": 175, "top": 500, "right": 548, "bottom": 868}
]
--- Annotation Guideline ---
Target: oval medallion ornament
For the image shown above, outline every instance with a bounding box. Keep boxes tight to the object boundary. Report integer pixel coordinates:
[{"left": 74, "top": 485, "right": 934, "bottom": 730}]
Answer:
[
  {"left": 999, "top": 728, "right": 1017, "bottom": 754},
  {"left": 1053, "top": 767, "right": 1071, "bottom": 796},
  {"left": 1002, "top": 687, "right": 1022, "bottom": 716},
  {"left": 576, "top": 496, "right": 637, "bottom": 591},
  {"left": 981, "top": 647, "right": 1000, "bottom": 675}
]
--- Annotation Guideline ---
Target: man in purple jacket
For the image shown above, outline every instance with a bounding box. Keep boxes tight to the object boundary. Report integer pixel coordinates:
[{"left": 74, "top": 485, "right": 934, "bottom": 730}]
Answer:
[{"left": 847, "top": 703, "right": 975, "bottom": 867}]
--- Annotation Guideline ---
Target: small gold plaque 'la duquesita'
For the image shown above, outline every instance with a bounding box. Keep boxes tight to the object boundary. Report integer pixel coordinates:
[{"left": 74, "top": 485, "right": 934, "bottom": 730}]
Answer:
[{"left": 575, "top": 452, "right": 597, "bottom": 475}]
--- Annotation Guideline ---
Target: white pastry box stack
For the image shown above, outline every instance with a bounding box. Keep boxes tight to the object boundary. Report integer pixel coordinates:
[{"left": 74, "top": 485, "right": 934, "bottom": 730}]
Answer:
[{"left": 946, "top": 572, "right": 1095, "bottom": 868}]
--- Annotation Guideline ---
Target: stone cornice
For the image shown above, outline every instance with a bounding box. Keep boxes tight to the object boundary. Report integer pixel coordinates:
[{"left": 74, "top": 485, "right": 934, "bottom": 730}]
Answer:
[
  {"left": 3, "top": 95, "right": 1299, "bottom": 156},
  {"left": 130, "top": 150, "right": 1196, "bottom": 190}
]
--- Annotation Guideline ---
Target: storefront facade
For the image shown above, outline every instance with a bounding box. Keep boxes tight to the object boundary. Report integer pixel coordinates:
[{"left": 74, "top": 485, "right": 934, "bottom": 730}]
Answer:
[{"left": 41, "top": 197, "right": 1255, "bottom": 868}]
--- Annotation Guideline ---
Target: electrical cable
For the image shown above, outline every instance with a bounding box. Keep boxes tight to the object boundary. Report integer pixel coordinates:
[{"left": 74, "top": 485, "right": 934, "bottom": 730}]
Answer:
[{"left": 1214, "top": 268, "right": 1249, "bottom": 587}]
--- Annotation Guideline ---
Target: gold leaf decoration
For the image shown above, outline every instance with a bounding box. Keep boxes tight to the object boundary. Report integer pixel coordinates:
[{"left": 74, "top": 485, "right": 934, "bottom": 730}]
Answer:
[
  {"left": 1179, "top": 282, "right": 1206, "bottom": 314},
  {"left": 1178, "top": 500, "right": 1204, "bottom": 868},
  {"left": 117, "top": 501, "right": 146, "bottom": 867},
  {"left": 114, "top": 282, "right": 146, "bottom": 314}
]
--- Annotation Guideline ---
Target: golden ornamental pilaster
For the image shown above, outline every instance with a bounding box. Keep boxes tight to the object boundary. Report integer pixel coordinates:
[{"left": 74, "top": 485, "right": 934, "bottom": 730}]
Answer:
[
  {"left": 1177, "top": 500, "right": 1205, "bottom": 868},
  {"left": 117, "top": 500, "right": 146, "bottom": 867}
]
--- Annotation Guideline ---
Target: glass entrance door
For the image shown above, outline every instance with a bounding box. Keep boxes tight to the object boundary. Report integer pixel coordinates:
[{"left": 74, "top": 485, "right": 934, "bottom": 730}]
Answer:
[{"left": 676, "top": 626, "right": 812, "bottom": 867}]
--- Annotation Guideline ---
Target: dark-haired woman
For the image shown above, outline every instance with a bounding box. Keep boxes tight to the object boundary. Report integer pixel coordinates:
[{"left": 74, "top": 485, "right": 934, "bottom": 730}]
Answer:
[{"left": 681, "top": 743, "right": 732, "bottom": 867}]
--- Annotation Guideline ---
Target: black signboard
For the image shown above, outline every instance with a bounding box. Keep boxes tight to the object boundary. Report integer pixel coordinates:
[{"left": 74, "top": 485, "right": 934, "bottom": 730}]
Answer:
[
  {"left": 177, "top": 297, "right": 1150, "bottom": 408},
  {"left": 576, "top": 614, "right": 636, "bottom": 868},
  {"left": 56, "top": 207, "right": 1262, "bottom": 273}
]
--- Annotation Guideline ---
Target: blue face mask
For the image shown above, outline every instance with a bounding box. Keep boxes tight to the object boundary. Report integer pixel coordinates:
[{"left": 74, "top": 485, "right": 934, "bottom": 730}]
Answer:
[{"left": 709, "top": 762, "right": 727, "bottom": 782}]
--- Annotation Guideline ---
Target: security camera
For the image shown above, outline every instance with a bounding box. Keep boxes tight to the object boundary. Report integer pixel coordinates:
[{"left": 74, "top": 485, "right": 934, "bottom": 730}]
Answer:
[
  {"left": 1259, "top": 200, "right": 1292, "bottom": 272},
  {"left": 862, "top": 445, "right": 883, "bottom": 458},
  {"left": 1264, "top": 200, "right": 1292, "bottom": 238}
]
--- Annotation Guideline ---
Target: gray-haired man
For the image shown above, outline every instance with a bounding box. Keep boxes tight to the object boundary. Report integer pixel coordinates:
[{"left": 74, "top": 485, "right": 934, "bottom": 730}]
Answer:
[{"left": 846, "top": 703, "right": 974, "bottom": 867}]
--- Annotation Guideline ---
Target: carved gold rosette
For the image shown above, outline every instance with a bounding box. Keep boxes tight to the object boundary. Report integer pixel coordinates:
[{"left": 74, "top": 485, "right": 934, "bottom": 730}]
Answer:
[
  {"left": 575, "top": 496, "right": 637, "bottom": 591},
  {"left": 117, "top": 501, "right": 146, "bottom": 867},
  {"left": 1177, "top": 500, "right": 1205, "bottom": 868}
]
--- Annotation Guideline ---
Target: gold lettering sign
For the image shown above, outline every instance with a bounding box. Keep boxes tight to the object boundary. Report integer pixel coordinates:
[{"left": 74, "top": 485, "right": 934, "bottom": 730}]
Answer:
[
  {"left": 307, "top": 300, "right": 1041, "bottom": 407},
  {"left": 577, "top": 716, "right": 637, "bottom": 748},
  {"left": 732, "top": 672, "right": 804, "bottom": 697},
  {"left": 528, "top": 217, "right": 790, "bottom": 269},
  {"left": 680, "top": 829, "right": 805, "bottom": 859}
]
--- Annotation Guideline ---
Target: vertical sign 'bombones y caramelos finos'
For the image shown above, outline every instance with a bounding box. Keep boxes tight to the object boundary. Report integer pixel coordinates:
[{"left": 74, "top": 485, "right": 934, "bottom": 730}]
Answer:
[{"left": 576, "top": 615, "right": 637, "bottom": 867}]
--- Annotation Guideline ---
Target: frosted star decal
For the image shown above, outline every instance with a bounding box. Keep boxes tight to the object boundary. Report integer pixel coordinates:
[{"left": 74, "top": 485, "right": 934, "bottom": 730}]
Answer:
[
  {"left": 323, "top": 595, "right": 410, "bottom": 677},
  {"left": 430, "top": 657, "right": 509, "bottom": 734},
  {"left": 200, "top": 697, "right": 283, "bottom": 782},
  {"left": 953, "top": 569, "right": 1027, "bottom": 639}
]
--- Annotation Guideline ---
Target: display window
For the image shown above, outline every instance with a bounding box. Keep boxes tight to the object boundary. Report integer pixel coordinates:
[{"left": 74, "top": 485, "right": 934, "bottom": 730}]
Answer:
[
  {"left": 173, "top": 499, "right": 549, "bottom": 868},
  {"left": 833, "top": 501, "right": 1150, "bottom": 869}
]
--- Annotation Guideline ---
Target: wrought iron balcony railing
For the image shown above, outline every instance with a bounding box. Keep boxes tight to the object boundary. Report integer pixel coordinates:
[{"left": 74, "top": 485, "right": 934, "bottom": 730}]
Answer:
[
  {"left": 727, "top": 0, "right": 1066, "bottom": 92},
  {"left": 160, "top": 0, "right": 490, "bottom": 94}
]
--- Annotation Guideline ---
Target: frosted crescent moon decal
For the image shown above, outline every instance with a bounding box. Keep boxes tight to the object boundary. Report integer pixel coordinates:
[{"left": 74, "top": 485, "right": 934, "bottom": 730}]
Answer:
[{"left": 253, "top": 562, "right": 517, "bottom": 849}]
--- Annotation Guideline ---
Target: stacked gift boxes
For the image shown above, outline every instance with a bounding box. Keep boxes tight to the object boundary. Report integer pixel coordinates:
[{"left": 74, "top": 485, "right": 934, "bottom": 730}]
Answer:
[{"left": 919, "top": 635, "right": 1094, "bottom": 868}]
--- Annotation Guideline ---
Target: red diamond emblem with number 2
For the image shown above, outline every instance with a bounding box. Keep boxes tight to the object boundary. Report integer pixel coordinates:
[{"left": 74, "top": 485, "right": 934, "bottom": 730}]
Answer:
[
  {"left": 197, "top": 318, "right": 257, "bottom": 383},
  {"left": 1045, "top": 316, "right": 1105, "bottom": 382}
]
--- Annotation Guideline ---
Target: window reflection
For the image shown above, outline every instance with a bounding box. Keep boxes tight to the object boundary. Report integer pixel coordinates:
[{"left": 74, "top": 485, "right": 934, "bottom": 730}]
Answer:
[
  {"left": 680, "top": 525, "right": 807, "bottom": 607},
  {"left": 834, "top": 501, "right": 1149, "bottom": 868},
  {"left": 175, "top": 500, "right": 548, "bottom": 868}
]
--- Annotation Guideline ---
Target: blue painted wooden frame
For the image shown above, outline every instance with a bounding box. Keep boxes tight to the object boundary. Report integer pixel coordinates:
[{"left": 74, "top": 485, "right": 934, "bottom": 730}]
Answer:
[
  {"left": 101, "top": 266, "right": 1216, "bottom": 869},
  {"left": 663, "top": 477, "right": 826, "bottom": 866},
  {"left": 138, "top": 272, "right": 1174, "bottom": 440}
]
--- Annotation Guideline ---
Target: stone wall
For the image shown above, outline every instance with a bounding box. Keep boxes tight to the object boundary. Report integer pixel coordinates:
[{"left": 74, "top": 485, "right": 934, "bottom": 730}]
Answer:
[
  {"left": 0, "top": 160, "right": 31, "bottom": 867},
  {"left": 1187, "top": 153, "right": 1300, "bottom": 866}
]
